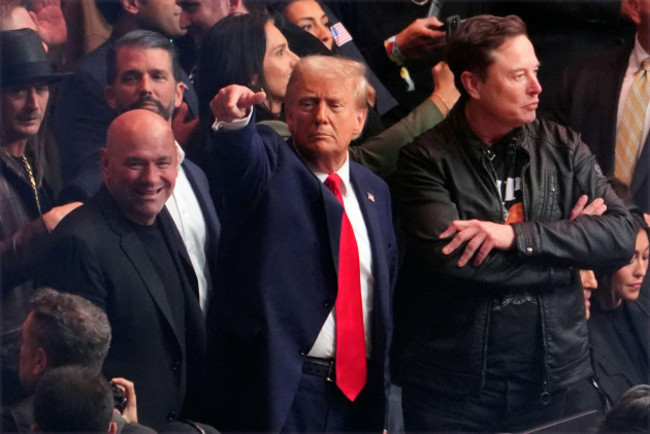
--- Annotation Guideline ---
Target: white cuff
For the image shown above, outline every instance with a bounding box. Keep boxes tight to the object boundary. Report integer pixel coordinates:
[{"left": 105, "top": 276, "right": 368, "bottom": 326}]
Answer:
[{"left": 211, "top": 108, "right": 254, "bottom": 132}]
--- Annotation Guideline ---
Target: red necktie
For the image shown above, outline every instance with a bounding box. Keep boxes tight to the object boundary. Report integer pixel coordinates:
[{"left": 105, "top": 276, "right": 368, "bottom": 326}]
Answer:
[{"left": 324, "top": 173, "right": 366, "bottom": 401}]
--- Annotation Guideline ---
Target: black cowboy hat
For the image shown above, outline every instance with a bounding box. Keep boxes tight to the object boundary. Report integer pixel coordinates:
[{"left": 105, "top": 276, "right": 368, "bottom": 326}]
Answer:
[{"left": 1, "top": 28, "right": 72, "bottom": 86}]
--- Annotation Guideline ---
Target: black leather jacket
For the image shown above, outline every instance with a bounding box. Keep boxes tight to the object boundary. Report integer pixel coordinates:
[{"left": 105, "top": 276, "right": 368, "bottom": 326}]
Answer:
[{"left": 392, "top": 103, "right": 636, "bottom": 397}]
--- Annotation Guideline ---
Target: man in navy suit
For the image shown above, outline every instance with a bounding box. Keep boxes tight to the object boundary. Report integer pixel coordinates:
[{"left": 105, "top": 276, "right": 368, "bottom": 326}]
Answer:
[
  {"left": 555, "top": 0, "right": 650, "bottom": 214},
  {"left": 203, "top": 55, "right": 398, "bottom": 432}
]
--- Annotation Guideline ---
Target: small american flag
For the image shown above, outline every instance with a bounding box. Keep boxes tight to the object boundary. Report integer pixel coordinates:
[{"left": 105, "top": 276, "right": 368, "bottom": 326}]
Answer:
[
  {"left": 367, "top": 192, "right": 375, "bottom": 202},
  {"left": 331, "top": 22, "right": 352, "bottom": 47}
]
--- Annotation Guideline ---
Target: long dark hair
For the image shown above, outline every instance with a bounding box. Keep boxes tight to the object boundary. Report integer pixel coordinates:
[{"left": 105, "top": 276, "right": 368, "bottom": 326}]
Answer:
[{"left": 196, "top": 13, "right": 269, "bottom": 121}]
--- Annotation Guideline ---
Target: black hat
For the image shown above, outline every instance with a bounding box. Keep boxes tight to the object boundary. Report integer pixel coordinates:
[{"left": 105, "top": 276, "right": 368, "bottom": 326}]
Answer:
[{"left": 1, "top": 28, "right": 71, "bottom": 87}]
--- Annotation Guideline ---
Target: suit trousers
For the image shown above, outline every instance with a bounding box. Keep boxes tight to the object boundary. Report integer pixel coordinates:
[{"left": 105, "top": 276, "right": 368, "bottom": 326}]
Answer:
[{"left": 281, "top": 362, "right": 385, "bottom": 433}]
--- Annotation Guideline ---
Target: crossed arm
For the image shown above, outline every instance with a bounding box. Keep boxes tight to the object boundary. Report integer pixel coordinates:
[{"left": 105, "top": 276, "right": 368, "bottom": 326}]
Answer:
[{"left": 441, "top": 195, "right": 607, "bottom": 268}]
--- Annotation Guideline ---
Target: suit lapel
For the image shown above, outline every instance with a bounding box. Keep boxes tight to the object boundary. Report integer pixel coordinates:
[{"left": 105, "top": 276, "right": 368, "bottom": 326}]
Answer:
[
  {"left": 181, "top": 161, "right": 221, "bottom": 271},
  {"left": 98, "top": 188, "right": 186, "bottom": 350},
  {"left": 349, "top": 165, "right": 391, "bottom": 356}
]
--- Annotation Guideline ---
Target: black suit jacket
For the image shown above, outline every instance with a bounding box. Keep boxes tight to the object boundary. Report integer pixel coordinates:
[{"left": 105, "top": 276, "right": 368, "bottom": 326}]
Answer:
[
  {"left": 38, "top": 187, "right": 205, "bottom": 430},
  {"left": 589, "top": 297, "right": 649, "bottom": 406},
  {"left": 555, "top": 43, "right": 650, "bottom": 212}
]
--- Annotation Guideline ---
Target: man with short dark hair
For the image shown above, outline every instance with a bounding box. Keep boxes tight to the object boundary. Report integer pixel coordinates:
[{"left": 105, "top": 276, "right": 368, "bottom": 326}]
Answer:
[
  {"left": 392, "top": 14, "right": 637, "bottom": 432},
  {"left": 33, "top": 366, "right": 116, "bottom": 434},
  {"left": 1, "top": 288, "right": 115, "bottom": 433},
  {"left": 204, "top": 55, "right": 397, "bottom": 432},
  {"left": 54, "top": 0, "right": 198, "bottom": 202}
]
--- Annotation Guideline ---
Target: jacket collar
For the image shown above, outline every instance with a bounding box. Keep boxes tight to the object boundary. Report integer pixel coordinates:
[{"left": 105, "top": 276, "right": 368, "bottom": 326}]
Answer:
[{"left": 447, "top": 100, "right": 526, "bottom": 162}]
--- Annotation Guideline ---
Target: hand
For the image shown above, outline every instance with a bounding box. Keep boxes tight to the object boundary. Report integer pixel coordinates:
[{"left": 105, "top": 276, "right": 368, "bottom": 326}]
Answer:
[
  {"left": 172, "top": 102, "right": 199, "bottom": 147},
  {"left": 394, "top": 17, "right": 446, "bottom": 60},
  {"left": 42, "top": 202, "right": 82, "bottom": 232},
  {"left": 111, "top": 378, "right": 138, "bottom": 423},
  {"left": 29, "top": 0, "right": 67, "bottom": 47},
  {"left": 429, "top": 61, "right": 460, "bottom": 115},
  {"left": 569, "top": 195, "right": 606, "bottom": 221},
  {"left": 209, "top": 85, "right": 266, "bottom": 124},
  {"left": 440, "top": 219, "right": 515, "bottom": 267}
]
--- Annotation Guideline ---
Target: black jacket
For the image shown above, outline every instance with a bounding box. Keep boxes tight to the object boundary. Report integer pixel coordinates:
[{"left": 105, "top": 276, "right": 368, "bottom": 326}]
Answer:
[{"left": 392, "top": 102, "right": 636, "bottom": 397}]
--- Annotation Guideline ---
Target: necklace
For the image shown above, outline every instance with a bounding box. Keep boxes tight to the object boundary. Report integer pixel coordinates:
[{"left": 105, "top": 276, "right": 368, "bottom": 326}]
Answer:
[
  {"left": 410, "top": 0, "right": 430, "bottom": 6},
  {"left": 21, "top": 155, "right": 42, "bottom": 214}
]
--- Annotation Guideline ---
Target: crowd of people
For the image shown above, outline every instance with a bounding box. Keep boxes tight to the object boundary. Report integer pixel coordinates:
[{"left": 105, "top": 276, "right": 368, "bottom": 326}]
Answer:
[{"left": 1, "top": 0, "right": 650, "bottom": 432}]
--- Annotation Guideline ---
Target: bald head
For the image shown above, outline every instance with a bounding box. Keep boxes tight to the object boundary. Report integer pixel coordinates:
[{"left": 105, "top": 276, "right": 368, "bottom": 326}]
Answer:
[{"left": 102, "top": 110, "right": 178, "bottom": 225}]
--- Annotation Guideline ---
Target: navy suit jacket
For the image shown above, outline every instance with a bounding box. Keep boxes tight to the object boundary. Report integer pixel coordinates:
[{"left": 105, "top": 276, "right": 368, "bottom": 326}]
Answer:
[
  {"left": 555, "top": 44, "right": 650, "bottom": 212},
  {"left": 38, "top": 187, "right": 205, "bottom": 430},
  {"left": 54, "top": 37, "right": 199, "bottom": 203},
  {"left": 203, "top": 119, "right": 398, "bottom": 432}
]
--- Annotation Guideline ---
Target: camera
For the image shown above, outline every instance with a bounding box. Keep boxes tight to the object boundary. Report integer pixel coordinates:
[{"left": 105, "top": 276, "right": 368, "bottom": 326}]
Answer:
[
  {"left": 444, "top": 15, "right": 463, "bottom": 39},
  {"left": 111, "top": 384, "right": 127, "bottom": 413}
]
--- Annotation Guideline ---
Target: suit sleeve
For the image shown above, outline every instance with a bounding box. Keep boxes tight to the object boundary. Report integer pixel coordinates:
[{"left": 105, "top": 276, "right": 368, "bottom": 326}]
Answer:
[
  {"left": 38, "top": 232, "right": 109, "bottom": 311},
  {"left": 212, "top": 118, "right": 283, "bottom": 222}
]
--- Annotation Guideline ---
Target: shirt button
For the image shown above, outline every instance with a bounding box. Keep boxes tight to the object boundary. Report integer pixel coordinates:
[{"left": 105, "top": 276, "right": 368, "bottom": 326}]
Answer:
[{"left": 171, "top": 361, "right": 181, "bottom": 371}]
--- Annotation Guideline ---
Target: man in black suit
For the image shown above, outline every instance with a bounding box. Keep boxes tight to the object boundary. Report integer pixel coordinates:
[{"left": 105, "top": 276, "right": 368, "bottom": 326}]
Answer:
[
  {"left": 39, "top": 110, "right": 205, "bottom": 430},
  {"left": 555, "top": 0, "right": 650, "bottom": 214},
  {"left": 104, "top": 30, "right": 220, "bottom": 314}
]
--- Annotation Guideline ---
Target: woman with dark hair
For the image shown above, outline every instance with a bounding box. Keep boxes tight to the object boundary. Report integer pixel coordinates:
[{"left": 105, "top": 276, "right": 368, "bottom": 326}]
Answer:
[
  {"left": 599, "top": 384, "right": 650, "bottom": 433},
  {"left": 272, "top": 0, "right": 334, "bottom": 50},
  {"left": 588, "top": 212, "right": 650, "bottom": 408},
  {"left": 197, "top": 13, "right": 298, "bottom": 125},
  {"left": 196, "top": 13, "right": 459, "bottom": 179}
]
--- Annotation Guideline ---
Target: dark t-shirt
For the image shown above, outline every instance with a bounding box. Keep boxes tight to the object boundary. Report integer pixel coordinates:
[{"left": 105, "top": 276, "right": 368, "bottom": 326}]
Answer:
[
  {"left": 131, "top": 218, "right": 186, "bottom": 333},
  {"left": 485, "top": 137, "right": 543, "bottom": 376}
]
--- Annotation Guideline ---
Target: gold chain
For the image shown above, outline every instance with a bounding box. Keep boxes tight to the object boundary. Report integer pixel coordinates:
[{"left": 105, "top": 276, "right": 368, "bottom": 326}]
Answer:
[{"left": 21, "top": 155, "right": 42, "bottom": 214}]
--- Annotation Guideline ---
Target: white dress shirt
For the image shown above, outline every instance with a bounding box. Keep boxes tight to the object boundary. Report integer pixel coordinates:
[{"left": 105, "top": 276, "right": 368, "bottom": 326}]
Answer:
[
  {"left": 308, "top": 156, "right": 375, "bottom": 359},
  {"left": 166, "top": 144, "right": 213, "bottom": 314}
]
